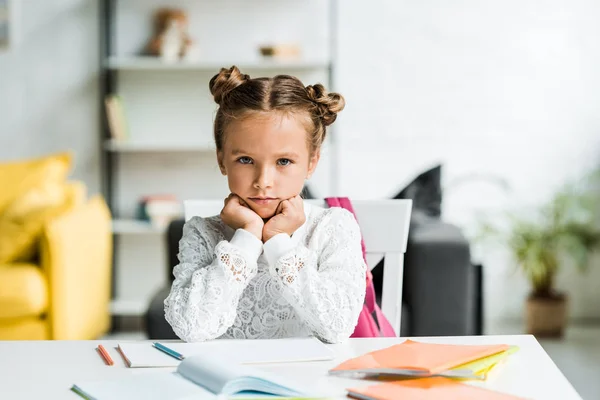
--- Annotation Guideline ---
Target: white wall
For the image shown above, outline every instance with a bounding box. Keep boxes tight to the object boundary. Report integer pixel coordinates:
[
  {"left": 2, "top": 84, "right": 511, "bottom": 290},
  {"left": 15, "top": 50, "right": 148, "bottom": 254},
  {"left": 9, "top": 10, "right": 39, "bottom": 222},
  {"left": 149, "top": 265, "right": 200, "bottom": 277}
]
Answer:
[
  {"left": 0, "top": 0, "right": 101, "bottom": 194},
  {"left": 334, "top": 0, "right": 600, "bottom": 328},
  {"left": 2, "top": 0, "right": 599, "bottom": 328}
]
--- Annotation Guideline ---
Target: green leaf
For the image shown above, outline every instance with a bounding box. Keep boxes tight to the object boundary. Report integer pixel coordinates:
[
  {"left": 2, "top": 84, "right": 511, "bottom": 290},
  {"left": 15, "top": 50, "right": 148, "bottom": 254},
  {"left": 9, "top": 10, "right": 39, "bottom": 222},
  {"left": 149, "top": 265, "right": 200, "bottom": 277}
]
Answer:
[{"left": 474, "top": 167, "right": 600, "bottom": 292}]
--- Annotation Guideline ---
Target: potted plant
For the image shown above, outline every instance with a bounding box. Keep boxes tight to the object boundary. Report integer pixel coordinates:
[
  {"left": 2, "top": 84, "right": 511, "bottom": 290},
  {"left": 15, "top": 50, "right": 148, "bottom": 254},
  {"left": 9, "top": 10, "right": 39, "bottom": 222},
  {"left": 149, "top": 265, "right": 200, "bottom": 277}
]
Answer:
[{"left": 478, "top": 170, "right": 600, "bottom": 337}]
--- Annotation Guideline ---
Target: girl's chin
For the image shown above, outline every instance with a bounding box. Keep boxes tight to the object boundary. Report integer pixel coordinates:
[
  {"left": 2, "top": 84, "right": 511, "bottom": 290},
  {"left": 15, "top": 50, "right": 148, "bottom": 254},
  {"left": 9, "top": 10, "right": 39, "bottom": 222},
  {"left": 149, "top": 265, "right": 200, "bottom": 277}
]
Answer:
[
  {"left": 256, "top": 208, "right": 277, "bottom": 219},
  {"left": 245, "top": 202, "right": 277, "bottom": 219}
]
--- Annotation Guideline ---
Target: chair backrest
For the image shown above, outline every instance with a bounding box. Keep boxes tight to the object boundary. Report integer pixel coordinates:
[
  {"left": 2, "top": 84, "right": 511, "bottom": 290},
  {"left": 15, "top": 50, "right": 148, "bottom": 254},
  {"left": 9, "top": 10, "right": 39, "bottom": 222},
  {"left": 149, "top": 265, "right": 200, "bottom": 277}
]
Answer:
[{"left": 183, "top": 199, "right": 412, "bottom": 334}]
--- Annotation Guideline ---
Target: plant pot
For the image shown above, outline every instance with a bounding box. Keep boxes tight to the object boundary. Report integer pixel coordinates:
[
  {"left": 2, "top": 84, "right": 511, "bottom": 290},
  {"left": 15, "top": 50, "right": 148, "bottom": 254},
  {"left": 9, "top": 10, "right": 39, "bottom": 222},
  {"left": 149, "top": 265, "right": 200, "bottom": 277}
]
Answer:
[{"left": 525, "top": 293, "right": 568, "bottom": 338}]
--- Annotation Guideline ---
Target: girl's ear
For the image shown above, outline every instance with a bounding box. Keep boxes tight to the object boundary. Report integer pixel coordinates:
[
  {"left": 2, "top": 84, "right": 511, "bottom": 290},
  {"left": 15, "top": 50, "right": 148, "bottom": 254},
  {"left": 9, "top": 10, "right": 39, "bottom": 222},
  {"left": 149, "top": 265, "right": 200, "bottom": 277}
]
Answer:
[
  {"left": 307, "top": 150, "right": 320, "bottom": 179},
  {"left": 217, "top": 151, "right": 227, "bottom": 175}
]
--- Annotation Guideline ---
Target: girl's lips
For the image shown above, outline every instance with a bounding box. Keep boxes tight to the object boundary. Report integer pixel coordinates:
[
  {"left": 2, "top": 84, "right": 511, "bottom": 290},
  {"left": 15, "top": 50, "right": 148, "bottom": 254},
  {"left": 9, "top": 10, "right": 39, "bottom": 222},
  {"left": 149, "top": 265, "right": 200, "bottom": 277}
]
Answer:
[{"left": 249, "top": 198, "right": 277, "bottom": 205}]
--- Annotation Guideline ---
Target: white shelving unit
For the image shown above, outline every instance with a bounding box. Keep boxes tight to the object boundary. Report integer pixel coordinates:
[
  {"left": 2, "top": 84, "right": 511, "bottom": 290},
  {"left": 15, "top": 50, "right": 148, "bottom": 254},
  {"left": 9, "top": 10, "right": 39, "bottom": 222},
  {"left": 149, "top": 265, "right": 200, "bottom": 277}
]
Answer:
[
  {"left": 104, "top": 139, "right": 213, "bottom": 153},
  {"left": 107, "top": 56, "right": 330, "bottom": 71},
  {"left": 102, "top": 0, "right": 336, "bottom": 319},
  {"left": 112, "top": 219, "right": 165, "bottom": 235}
]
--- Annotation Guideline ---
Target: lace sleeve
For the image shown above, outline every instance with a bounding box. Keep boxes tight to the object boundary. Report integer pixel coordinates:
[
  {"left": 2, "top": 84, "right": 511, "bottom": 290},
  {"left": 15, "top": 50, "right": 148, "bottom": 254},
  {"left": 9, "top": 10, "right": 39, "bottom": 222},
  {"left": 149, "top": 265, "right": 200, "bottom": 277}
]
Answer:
[
  {"left": 164, "top": 217, "right": 262, "bottom": 342},
  {"left": 264, "top": 209, "right": 367, "bottom": 343}
]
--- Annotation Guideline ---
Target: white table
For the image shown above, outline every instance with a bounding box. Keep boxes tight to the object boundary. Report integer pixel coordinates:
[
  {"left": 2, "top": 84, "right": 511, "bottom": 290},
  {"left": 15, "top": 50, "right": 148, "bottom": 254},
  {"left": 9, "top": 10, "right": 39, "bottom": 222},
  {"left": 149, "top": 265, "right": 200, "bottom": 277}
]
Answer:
[{"left": 0, "top": 335, "right": 581, "bottom": 399}]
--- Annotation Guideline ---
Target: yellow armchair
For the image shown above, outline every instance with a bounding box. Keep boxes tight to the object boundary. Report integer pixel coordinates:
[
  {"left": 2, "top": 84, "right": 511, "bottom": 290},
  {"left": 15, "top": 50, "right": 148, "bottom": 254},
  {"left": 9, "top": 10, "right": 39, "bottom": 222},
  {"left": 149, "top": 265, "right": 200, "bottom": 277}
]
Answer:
[{"left": 0, "top": 195, "right": 112, "bottom": 340}]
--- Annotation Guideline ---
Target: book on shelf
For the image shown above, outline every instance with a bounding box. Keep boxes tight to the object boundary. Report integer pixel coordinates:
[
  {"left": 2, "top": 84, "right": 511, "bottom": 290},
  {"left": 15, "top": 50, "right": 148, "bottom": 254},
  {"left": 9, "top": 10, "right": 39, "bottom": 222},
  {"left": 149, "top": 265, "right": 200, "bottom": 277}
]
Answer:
[{"left": 104, "top": 94, "right": 129, "bottom": 142}]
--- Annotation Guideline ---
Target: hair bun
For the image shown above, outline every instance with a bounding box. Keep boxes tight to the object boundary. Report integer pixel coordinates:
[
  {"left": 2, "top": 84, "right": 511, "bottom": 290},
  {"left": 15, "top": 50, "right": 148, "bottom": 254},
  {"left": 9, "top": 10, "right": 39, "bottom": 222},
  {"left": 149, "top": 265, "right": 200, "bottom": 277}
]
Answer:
[
  {"left": 209, "top": 66, "right": 250, "bottom": 104},
  {"left": 305, "top": 84, "right": 345, "bottom": 126}
]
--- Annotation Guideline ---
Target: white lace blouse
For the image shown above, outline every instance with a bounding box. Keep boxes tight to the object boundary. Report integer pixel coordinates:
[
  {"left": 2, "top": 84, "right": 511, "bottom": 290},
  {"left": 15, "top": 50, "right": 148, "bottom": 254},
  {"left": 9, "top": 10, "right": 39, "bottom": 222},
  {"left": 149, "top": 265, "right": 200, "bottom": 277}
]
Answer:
[{"left": 164, "top": 202, "right": 367, "bottom": 344}]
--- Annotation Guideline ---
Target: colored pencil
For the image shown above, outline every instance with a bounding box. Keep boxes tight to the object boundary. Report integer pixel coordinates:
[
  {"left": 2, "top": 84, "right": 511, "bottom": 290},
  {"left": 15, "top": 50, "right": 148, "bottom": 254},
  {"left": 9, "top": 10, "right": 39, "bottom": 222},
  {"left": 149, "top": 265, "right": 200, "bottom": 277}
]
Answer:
[
  {"left": 152, "top": 342, "right": 185, "bottom": 360},
  {"left": 97, "top": 344, "right": 114, "bottom": 366}
]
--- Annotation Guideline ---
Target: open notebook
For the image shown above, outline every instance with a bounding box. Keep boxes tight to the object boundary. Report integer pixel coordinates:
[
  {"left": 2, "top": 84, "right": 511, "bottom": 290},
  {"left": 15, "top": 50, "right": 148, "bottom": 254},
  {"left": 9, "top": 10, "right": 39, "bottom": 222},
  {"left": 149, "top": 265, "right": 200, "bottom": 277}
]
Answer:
[
  {"left": 329, "top": 340, "right": 514, "bottom": 379},
  {"left": 118, "top": 337, "right": 334, "bottom": 368},
  {"left": 72, "top": 354, "right": 328, "bottom": 400}
]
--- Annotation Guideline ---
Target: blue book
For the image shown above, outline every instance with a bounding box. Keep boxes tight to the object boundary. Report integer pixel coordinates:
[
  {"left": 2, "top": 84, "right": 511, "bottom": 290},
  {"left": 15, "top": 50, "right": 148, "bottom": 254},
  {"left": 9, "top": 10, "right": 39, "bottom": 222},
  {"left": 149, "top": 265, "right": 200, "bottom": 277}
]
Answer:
[{"left": 71, "top": 354, "right": 329, "bottom": 400}]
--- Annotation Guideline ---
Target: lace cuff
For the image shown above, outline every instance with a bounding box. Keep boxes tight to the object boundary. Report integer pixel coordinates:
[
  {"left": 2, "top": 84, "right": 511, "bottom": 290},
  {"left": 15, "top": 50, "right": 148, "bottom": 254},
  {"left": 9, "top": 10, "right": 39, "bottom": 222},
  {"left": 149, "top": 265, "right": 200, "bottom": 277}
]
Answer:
[
  {"left": 215, "top": 232, "right": 260, "bottom": 285},
  {"left": 263, "top": 233, "right": 295, "bottom": 268},
  {"left": 230, "top": 229, "right": 263, "bottom": 261},
  {"left": 267, "top": 244, "right": 311, "bottom": 287}
]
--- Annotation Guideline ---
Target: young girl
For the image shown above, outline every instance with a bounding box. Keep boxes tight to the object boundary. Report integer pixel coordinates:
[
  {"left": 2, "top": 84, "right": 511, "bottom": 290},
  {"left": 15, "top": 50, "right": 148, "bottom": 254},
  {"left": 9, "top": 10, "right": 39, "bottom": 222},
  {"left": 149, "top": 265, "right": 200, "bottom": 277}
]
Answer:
[{"left": 164, "top": 66, "right": 366, "bottom": 343}]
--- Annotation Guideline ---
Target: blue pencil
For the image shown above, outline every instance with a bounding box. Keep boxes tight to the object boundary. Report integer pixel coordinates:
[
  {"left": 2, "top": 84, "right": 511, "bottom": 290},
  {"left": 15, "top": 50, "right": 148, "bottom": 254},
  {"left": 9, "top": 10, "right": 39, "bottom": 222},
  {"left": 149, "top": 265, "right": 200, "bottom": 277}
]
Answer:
[{"left": 152, "top": 342, "right": 185, "bottom": 361}]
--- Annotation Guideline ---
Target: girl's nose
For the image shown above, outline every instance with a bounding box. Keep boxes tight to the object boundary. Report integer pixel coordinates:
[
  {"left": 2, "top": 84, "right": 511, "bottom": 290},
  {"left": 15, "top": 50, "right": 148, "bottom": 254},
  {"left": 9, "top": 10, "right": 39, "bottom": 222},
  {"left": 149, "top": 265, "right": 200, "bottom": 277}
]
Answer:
[{"left": 253, "top": 166, "right": 274, "bottom": 189}]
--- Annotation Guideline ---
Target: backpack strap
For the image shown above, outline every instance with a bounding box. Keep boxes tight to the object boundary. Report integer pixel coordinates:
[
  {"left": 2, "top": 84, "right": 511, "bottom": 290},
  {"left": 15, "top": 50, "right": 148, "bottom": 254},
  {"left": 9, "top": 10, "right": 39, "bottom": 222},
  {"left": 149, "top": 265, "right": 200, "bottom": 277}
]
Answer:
[{"left": 325, "top": 197, "right": 377, "bottom": 313}]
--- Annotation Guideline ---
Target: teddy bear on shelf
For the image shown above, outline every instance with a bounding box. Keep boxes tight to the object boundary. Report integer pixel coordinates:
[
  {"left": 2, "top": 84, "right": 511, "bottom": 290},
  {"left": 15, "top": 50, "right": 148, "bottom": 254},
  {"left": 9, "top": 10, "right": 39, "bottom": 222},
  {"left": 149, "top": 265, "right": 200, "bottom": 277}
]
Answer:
[{"left": 146, "top": 8, "right": 199, "bottom": 63}]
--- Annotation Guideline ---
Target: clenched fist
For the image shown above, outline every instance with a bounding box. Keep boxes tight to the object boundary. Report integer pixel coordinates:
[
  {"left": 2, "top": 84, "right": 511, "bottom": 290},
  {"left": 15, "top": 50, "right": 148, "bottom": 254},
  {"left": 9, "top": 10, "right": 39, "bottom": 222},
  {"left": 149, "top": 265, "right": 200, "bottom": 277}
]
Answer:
[
  {"left": 262, "top": 195, "right": 305, "bottom": 242},
  {"left": 220, "top": 194, "right": 263, "bottom": 240}
]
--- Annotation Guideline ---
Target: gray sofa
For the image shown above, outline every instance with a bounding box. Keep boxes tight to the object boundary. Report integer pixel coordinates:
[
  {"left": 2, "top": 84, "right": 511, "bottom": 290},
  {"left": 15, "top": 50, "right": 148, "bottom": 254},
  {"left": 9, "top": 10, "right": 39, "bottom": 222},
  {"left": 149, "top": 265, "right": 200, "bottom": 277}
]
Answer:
[
  {"left": 372, "top": 210, "right": 481, "bottom": 336},
  {"left": 144, "top": 211, "right": 482, "bottom": 339}
]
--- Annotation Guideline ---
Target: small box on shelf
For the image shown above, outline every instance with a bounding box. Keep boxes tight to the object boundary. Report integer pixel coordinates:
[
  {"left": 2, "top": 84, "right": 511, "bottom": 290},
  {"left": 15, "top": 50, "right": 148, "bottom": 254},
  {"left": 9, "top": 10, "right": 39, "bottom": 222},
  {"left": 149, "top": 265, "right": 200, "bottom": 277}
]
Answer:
[{"left": 258, "top": 43, "right": 301, "bottom": 60}]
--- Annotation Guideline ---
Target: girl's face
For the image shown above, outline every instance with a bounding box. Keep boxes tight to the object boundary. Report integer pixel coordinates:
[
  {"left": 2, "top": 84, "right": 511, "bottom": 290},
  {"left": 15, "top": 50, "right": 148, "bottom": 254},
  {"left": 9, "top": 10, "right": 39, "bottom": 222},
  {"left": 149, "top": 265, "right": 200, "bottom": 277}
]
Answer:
[{"left": 217, "top": 112, "right": 320, "bottom": 219}]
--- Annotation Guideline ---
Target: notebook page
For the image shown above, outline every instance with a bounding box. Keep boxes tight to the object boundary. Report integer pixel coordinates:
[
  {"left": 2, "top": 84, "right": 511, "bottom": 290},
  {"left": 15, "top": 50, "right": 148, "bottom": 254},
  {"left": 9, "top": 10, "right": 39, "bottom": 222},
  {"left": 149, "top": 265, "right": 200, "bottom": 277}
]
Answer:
[
  {"left": 452, "top": 346, "right": 520, "bottom": 377},
  {"left": 117, "top": 338, "right": 334, "bottom": 369},
  {"left": 163, "top": 337, "right": 335, "bottom": 365},
  {"left": 177, "top": 355, "right": 309, "bottom": 398},
  {"left": 177, "top": 355, "right": 237, "bottom": 394}
]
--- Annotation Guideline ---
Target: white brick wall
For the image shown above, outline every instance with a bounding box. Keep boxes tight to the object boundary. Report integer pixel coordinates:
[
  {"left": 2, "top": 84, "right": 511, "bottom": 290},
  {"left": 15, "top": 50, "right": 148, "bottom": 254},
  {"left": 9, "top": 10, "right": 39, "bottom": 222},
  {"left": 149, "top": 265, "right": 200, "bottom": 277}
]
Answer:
[{"left": 334, "top": 0, "right": 600, "bottom": 327}]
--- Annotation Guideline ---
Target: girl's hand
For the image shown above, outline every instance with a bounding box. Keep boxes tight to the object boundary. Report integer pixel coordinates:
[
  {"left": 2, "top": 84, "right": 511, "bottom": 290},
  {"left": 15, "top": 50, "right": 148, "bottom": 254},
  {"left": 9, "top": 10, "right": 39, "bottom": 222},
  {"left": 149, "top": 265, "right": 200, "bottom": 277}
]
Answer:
[
  {"left": 262, "top": 195, "right": 305, "bottom": 242},
  {"left": 220, "top": 194, "right": 263, "bottom": 240}
]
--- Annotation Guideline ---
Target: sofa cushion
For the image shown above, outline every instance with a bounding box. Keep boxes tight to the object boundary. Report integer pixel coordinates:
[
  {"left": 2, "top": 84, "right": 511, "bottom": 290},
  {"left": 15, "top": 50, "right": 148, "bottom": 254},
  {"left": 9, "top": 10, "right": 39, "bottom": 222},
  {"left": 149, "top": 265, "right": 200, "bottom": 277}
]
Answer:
[
  {"left": 0, "top": 152, "right": 72, "bottom": 216},
  {"left": 393, "top": 164, "right": 442, "bottom": 218},
  {"left": 0, "top": 181, "right": 86, "bottom": 263},
  {"left": 0, "top": 263, "right": 47, "bottom": 318},
  {"left": 0, "top": 317, "right": 48, "bottom": 340}
]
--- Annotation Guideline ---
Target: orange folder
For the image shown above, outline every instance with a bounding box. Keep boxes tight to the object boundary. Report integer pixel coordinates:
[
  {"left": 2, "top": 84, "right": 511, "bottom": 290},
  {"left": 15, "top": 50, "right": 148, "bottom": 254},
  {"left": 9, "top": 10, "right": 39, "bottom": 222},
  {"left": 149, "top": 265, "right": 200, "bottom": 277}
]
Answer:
[
  {"left": 332, "top": 340, "right": 510, "bottom": 375},
  {"left": 347, "top": 377, "right": 527, "bottom": 400}
]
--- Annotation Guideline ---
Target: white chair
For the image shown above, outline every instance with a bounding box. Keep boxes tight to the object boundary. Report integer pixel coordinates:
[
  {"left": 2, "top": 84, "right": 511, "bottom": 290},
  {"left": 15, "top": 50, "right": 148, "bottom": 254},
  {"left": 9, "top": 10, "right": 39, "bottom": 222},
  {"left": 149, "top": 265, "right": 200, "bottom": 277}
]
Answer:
[{"left": 183, "top": 199, "right": 412, "bottom": 335}]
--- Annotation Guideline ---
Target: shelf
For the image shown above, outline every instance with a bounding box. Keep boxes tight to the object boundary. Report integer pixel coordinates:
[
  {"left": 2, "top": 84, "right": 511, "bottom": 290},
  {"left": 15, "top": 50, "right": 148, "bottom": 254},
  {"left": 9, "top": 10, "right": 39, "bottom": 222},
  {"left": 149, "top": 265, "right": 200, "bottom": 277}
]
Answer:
[
  {"left": 110, "top": 299, "right": 147, "bottom": 316},
  {"left": 101, "top": 2, "right": 336, "bottom": 328},
  {"left": 106, "top": 56, "right": 331, "bottom": 71},
  {"left": 104, "top": 140, "right": 214, "bottom": 153},
  {"left": 112, "top": 219, "right": 166, "bottom": 235}
]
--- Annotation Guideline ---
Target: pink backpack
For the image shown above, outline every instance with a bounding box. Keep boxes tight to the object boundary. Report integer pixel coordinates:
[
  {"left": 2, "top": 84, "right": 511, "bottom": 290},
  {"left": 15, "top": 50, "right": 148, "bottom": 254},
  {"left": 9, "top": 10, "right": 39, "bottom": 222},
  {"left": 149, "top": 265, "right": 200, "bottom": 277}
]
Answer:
[{"left": 325, "top": 197, "right": 397, "bottom": 337}]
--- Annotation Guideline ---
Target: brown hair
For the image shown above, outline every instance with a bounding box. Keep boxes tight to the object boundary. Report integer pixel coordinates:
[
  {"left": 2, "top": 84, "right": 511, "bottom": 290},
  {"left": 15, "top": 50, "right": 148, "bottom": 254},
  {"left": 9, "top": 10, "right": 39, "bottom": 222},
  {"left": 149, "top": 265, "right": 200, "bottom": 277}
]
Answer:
[{"left": 209, "top": 66, "right": 345, "bottom": 154}]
